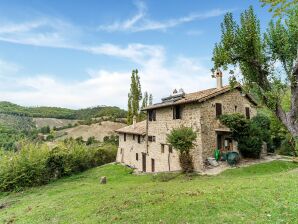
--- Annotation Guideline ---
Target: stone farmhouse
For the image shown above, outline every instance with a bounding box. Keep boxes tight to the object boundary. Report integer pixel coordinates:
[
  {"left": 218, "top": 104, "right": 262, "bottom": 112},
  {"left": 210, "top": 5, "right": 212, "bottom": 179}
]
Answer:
[{"left": 116, "top": 70, "right": 258, "bottom": 173}]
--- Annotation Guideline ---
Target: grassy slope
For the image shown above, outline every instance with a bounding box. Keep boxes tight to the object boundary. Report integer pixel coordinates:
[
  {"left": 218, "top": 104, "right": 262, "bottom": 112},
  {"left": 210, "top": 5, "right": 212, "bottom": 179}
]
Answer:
[{"left": 0, "top": 161, "right": 298, "bottom": 224}]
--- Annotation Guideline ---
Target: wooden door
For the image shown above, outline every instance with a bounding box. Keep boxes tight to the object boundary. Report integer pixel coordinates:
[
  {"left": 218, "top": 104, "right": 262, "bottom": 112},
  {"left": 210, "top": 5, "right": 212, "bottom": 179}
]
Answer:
[
  {"left": 151, "top": 159, "right": 155, "bottom": 172},
  {"left": 142, "top": 153, "right": 146, "bottom": 172}
]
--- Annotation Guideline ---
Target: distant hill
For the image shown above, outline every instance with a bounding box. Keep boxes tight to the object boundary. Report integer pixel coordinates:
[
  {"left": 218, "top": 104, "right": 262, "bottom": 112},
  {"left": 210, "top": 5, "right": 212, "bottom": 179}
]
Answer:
[{"left": 0, "top": 101, "right": 127, "bottom": 120}]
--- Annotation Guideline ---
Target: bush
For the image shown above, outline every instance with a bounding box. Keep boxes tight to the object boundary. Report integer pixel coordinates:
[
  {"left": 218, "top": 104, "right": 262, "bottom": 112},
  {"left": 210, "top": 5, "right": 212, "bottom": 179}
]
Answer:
[
  {"left": 0, "top": 140, "right": 117, "bottom": 192},
  {"left": 86, "top": 136, "right": 96, "bottom": 145},
  {"left": 103, "top": 135, "right": 119, "bottom": 145},
  {"left": 220, "top": 113, "right": 271, "bottom": 158},
  {"left": 167, "top": 126, "right": 197, "bottom": 173}
]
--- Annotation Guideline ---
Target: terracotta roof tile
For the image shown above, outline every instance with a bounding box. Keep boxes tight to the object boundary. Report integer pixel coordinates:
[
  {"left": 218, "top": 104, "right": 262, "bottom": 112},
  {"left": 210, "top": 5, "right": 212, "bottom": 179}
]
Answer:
[
  {"left": 115, "top": 120, "right": 146, "bottom": 135},
  {"left": 144, "top": 84, "right": 257, "bottom": 110}
]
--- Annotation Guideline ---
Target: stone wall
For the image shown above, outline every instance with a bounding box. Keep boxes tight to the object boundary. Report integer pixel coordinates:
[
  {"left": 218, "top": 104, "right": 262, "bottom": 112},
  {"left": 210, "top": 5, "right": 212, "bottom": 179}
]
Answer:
[
  {"left": 117, "top": 88, "right": 257, "bottom": 173},
  {"left": 116, "top": 133, "right": 146, "bottom": 171},
  {"left": 199, "top": 89, "right": 257, "bottom": 160},
  {"left": 147, "top": 103, "right": 204, "bottom": 172}
]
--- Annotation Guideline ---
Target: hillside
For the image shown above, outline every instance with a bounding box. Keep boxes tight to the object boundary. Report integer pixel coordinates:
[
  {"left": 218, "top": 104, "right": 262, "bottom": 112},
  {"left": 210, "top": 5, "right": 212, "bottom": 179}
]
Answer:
[
  {"left": 56, "top": 121, "right": 126, "bottom": 141},
  {"left": 33, "top": 118, "right": 79, "bottom": 129},
  {"left": 0, "top": 101, "right": 127, "bottom": 120},
  {"left": 0, "top": 161, "right": 298, "bottom": 223}
]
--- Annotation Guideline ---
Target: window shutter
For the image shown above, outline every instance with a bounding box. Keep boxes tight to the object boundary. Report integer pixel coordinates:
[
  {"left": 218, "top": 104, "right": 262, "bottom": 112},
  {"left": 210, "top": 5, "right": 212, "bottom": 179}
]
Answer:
[
  {"left": 216, "top": 103, "right": 222, "bottom": 117},
  {"left": 245, "top": 107, "right": 250, "bottom": 119}
]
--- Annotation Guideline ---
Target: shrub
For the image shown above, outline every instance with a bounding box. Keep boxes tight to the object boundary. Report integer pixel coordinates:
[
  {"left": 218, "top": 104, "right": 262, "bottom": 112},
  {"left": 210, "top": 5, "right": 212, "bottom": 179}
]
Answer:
[
  {"left": 220, "top": 113, "right": 271, "bottom": 158},
  {"left": 86, "top": 136, "right": 96, "bottom": 145},
  {"left": 0, "top": 140, "right": 117, "bottom": 192},
  {"left": 167, "top": 126, "right": 197, "bottom": 173},
  {"left": 103, "top": 135, "right": 119, "bottom": 145}
]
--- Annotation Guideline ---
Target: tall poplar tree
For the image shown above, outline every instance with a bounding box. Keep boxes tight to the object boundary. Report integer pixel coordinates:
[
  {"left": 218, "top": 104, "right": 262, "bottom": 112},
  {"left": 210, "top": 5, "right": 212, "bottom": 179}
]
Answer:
[{"left": 127, "top": 69, "right": 142, "bottom": 124}]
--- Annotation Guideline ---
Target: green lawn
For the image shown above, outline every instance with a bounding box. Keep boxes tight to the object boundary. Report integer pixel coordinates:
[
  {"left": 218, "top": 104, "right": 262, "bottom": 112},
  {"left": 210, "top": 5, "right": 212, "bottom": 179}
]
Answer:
[{"left": 0, "top": 161, "right": 298, "bottom": 224}]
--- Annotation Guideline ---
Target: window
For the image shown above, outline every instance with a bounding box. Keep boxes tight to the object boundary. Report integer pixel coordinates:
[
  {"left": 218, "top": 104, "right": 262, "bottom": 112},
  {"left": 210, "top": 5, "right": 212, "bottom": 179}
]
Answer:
[
  {"left": 245, "top": 107, "right": 250, "bottom": 119},
  {"left": 235, "top": 105, "right": 238, "bottom": 112},
  {"left": 120, "top": 148, "right": 123, "bottom": 154},
  {"left": 148, "top": 110, "right": 156, "bottom": 121},
  {"left": 138, "top": 135, "right": 141, "bottom": 144},
  {"left": 173, "top": 105, "right": 181, "bottom": 119},
  {"left": 124, "top": 133, "right": 126, "bottom": 142},
  {"left": 148, "top": 136, "right": 156, "bottom": 142},
  {"left": 136, "top": 153, "right": 138, "bottom": 161},
  {"left": 215, "top": 103, "right": 222, "bottom": 118},
  {"left": 161, "top": 144, "right": 165, "bottom": 153},
  {"left": 133, "top": 134, "right": 135, "bottom": 140},
  {"left": 169, "top": 145, "right": 173, "bottom": 153}
]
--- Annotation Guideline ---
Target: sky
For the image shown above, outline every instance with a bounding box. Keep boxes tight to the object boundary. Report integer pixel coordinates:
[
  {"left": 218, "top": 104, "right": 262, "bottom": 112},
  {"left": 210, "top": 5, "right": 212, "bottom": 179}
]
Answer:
[{"left": 0, "top": 0, "right": 273, "bottom": 109}]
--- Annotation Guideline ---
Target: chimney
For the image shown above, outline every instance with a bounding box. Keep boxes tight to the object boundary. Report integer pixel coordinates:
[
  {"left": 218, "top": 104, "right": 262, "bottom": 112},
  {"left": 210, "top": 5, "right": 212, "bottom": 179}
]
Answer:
[
  {"left": 132, "top": 115, "right": 136, "bottom": 128},
  {"left": 214, "top": 69, "right": 223, "bottom": 89}
]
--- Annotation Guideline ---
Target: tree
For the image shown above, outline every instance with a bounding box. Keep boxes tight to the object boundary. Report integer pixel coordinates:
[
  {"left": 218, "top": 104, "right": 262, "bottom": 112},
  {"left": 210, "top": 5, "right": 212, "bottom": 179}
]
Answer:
[
  {"left": 212, "top": 6, "right": 298, "bottom": 150},
  {"left": 260, "top": 0, "right": 298, "bottom": 16},
  {"left": 127, "top": 70, "right": 153, "bottom": 124},
  {"left": 220, "top": 114, "right": 271, "bottom": 158},
  {"left": 149, "top": 94, "right": 153, "bottom": 105},
  {"left": 127, "top": 69, "right": 142, "bottom": 124},
  {"left": 167, "top": 126, "right": 197, "bottom": 173},
  {"left": 141, "top": 91, "right": 148, "bottom": 109}
]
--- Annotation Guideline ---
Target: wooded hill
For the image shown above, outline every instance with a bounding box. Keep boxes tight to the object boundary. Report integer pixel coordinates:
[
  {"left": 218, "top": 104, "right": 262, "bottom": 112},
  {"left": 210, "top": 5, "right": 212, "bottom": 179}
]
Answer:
[{"left": 0, "top": 101, "right": 127, "bottom": 120}]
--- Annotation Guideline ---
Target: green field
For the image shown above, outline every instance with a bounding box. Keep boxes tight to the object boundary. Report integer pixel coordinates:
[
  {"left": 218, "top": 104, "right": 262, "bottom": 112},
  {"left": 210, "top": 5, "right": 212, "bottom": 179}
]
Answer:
[{"left": 0, "top": 161, "right": 298, "bottom": 224}]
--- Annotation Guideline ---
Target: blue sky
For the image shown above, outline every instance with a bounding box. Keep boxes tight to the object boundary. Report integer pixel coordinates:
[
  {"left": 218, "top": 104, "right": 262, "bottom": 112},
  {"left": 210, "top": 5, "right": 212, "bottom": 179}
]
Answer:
[{"left": 0, "top": 0, "right": 273, "bottom": 109}]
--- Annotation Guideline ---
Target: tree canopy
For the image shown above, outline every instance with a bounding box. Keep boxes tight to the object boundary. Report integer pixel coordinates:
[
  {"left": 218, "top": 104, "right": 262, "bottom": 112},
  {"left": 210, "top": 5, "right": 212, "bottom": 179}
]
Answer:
[{"left": 212, "top": 6, "right": 298, "bottom": 146}]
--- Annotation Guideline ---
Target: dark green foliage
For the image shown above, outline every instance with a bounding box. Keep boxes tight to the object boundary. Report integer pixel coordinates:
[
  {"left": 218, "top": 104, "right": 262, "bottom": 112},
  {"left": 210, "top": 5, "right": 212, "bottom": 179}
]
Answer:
[
  {"left": 166, "top": 127, "right": 197, "bottom": 153},
  {"left": 127, "top": 70, "right": 153, "bottom": 124},
  {"left": 86, "top": 136, "right": 96, "bottom": 145},
  {"left": 220, "top": 114, "right": 271, "bottom": 158},
  {"left": 260, "top": 0, "right": 298, "bottom": 17},
  {"left": 167, "top": 126, "right": 197, "bottom": 173},
  {"left": 127, "top": 69, "right": 142, "bottom": 124},
  {"left": 212, "top": 6, "right": 298, "bottom": 140},
  {"left": 75, "top": 136, "right": 84, "bottom": 144},
  {"left": 0, "top": 114, "right": 38, "bottom": 150},
  {"left": 39, "top": 125, "right": 50, "bottom": 134},
  {"left": 103, "top": 135, "right": 119, "bottom": 145},
  {"left": 279, "top": 136, "right": 296, "bottom": 156},
  {"left": 46, "top": 134, "right": 54, "bottom": 141},
  {"left": 0, "top": 141, "right": 117, "bottom": 191},
  {"left": 0, "top": 101, "right": 127, "bottom": 120}
]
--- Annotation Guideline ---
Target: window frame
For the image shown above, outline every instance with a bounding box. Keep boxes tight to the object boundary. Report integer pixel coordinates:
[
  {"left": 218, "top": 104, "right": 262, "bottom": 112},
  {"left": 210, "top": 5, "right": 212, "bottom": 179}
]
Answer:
[
  {"left": 173, "top": 105, "right": 181, "bottom": 120},
  {"left": 161, "top": 144, "right": 165, "bottom": 153},
  {"left": 245, "top": 107, "right": 250, "bottom": 119},
  {"left": 169, "top": 145, "right": 173, "bottom": 153},
  {"left": 215, "top": 103, "right": 223, "bottom": 118},
  {"left": 148, "top": 109, "right": 156, "bottom": 121},
  {"left": 148, "top": 136, "right": 156, "bottom": 142}
]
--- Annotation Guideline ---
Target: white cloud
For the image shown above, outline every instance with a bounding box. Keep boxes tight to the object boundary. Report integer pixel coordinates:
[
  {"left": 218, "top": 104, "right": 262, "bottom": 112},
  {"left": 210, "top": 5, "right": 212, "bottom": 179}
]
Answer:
[
  {"left": 99, "top": 1, "right": 232, "bottom": 32},
  {"left": 0, "top": 59, "right": 21, "bottom": 77},
  {"left": 0, "top": 52, "right": 216, "bottom": 109}
]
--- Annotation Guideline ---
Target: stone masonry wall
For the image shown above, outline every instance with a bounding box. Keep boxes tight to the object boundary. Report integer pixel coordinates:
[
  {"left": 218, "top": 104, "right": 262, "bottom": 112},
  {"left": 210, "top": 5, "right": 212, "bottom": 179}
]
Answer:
[
  {"left": 117, "top": 88, "right": 257, "bottom": 173},
  {"left": 199, "top": 89, "right": 257, "bottom": 161},
  {"left": 116, "top": 133, "right": 146, "bottom": 171},
  {"left": 147, "top": 103, "right": 204, "bottom": 172}
]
